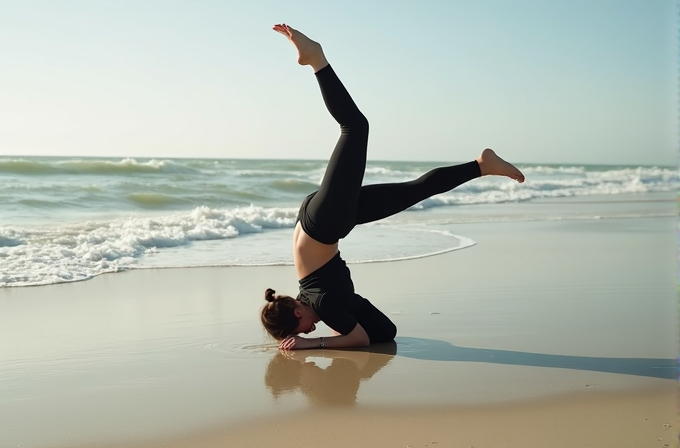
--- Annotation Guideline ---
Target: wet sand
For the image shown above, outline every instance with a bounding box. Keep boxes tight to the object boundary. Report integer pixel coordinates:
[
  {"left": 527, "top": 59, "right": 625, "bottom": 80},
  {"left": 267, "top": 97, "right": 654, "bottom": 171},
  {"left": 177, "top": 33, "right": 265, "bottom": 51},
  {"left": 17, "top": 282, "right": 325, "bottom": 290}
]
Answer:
[
  {"left": 0, "top": 196, "right": 678, "bottom": 447},
  {"left": 116, "top": 386, "right": 678, "bottom": 448}
]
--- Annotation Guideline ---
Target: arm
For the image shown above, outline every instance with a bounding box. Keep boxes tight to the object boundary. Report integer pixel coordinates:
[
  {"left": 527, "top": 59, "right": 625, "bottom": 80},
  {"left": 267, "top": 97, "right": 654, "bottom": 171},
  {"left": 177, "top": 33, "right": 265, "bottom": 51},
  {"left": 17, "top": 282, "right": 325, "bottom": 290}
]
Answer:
[{"left": 279, "top": 322, "right": 370, "bottom": 350}]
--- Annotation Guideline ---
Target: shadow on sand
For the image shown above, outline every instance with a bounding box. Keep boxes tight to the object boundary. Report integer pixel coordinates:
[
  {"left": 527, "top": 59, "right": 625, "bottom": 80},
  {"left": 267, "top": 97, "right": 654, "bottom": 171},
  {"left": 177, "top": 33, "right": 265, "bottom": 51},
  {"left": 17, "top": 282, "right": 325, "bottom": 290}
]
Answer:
[{"left": 394, "top": 337, "right": 677, "bottom": 380}]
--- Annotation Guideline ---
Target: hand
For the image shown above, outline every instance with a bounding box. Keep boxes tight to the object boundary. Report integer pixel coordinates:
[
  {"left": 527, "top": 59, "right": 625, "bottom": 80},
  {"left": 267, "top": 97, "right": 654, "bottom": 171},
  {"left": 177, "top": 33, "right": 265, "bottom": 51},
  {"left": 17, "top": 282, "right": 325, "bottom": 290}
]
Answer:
[{"left": 279, "top": 335, "right": 316, "bottom": 351}]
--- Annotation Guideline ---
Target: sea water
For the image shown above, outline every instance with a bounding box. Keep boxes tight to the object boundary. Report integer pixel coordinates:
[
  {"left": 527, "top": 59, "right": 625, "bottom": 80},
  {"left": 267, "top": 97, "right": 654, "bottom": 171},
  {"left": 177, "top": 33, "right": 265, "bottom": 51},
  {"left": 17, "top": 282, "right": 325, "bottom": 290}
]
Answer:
[{"left": 0, "top": 156, "right": 676, "bottom": 287}]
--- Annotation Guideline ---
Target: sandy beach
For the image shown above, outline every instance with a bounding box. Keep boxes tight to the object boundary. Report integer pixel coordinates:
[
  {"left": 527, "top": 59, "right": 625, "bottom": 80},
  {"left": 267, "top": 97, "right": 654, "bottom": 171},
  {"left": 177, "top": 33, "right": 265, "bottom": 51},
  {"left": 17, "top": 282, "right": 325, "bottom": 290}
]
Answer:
[
  {"left": 1, "top": 0, "right": 676, "bottom": 445},
  {"left": 1, "top": 194, "right": 678, "bottom": 448}
]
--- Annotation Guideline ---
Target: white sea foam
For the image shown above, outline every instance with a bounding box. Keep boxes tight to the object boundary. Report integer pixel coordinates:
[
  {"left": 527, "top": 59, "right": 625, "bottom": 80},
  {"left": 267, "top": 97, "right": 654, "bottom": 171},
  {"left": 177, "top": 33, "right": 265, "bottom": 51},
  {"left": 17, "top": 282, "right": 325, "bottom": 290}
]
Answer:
[
  {"left": 348, "top": 228, "right": 476, "bottom": 264},
  {"left": 0, "top": 205, "right": 298, "bottom": 287},
  {"left": 1, "top": 157, "right": 677, "bottom": 288},
  {"left": 522, "top": 166, "right": 588, "bottom": 175},
  {"left": 0, "top": 157, "right": 200, "bottom": 175},
  {"left": 410, "top": 167, "right": 677, "bottom": 209},
  {"left": 0, "top": 229, "right": 24, "bottom": 248}
]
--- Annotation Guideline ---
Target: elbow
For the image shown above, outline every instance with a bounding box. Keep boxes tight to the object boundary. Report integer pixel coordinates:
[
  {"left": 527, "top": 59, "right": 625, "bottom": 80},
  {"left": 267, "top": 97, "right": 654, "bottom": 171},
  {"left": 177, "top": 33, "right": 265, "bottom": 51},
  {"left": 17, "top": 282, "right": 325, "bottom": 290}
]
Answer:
[
  {"left": 347, "top": 323, "right": 371, "bottom": 347},
  {"left": 355, "top": 332, "right": 370, "bottom": 347},
  {"left": 348, "top": 331, "right": 370, "bottom": 347}
]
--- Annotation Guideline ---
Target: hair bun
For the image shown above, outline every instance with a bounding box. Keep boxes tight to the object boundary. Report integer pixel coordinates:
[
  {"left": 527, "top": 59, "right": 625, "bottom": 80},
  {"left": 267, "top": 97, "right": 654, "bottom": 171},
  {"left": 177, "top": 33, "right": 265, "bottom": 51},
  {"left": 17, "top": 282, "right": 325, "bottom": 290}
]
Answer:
[{"left": 264, "top": 288, "right": 276, "bottom": 302}]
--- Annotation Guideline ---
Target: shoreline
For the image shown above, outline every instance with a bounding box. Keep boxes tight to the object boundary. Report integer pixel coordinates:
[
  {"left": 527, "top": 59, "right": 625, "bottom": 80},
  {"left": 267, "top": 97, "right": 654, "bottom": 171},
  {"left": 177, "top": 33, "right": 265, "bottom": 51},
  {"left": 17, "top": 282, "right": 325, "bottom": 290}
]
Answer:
[{"left": 1, "top": 191, "right": 676, "bottom": 289}]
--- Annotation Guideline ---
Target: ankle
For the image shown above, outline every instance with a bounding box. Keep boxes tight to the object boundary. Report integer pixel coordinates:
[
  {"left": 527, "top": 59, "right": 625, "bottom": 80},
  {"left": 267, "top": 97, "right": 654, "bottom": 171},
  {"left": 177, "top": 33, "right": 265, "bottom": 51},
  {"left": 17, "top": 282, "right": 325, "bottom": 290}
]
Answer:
[
  {"left": 311, "top": 56, "right": 329, "bottom": 73},
  {"left": 475, "top": 157, "right": 488, "bottom": 176}
]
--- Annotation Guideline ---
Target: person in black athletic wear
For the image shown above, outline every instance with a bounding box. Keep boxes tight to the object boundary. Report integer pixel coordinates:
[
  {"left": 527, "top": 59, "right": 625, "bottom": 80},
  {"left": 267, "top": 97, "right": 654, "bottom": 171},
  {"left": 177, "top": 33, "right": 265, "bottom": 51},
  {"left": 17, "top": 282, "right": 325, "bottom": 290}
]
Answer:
[{"left": 261, "top": 24, "right": 525, "bottom": 351}]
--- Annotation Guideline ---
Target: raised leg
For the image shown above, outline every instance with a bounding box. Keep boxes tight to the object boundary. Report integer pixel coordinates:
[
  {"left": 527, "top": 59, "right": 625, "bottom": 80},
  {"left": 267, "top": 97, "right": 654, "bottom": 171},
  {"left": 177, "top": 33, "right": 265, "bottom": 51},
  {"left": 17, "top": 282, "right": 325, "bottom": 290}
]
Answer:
[
  {"left": 274, "top": 24, "right": 369, "bottom": 244},
  {"left": 355, "top": 150, "right": 524, "bottom": 224}
]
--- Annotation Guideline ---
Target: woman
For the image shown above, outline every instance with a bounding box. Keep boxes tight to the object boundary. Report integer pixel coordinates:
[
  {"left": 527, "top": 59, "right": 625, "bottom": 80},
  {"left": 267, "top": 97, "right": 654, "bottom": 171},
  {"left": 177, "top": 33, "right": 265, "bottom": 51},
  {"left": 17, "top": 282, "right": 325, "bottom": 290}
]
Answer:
[{"left": 261, "top": 24, "right": 525, "bottom": 351}]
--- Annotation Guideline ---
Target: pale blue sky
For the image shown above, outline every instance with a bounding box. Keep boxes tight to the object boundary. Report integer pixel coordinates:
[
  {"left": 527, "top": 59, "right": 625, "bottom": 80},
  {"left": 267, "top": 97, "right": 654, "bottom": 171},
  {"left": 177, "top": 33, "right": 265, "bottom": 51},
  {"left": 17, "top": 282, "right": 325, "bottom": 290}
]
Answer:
[{"left": 0, "top": 0, "right": 676, "bottom": 165}]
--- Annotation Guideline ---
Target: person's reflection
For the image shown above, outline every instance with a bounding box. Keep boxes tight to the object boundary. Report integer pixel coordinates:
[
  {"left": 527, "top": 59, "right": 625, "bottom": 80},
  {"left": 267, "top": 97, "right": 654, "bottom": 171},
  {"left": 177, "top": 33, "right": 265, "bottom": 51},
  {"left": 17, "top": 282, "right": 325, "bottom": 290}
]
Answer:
[{"left": 265, "top": 341, "right": 396, "bottom": 406}]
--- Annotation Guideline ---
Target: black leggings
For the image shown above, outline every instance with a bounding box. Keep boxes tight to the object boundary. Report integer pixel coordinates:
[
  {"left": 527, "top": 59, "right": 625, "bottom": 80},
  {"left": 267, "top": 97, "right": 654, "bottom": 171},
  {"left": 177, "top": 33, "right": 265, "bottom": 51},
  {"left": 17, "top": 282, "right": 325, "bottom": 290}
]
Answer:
[{"left": 301, "top": 65, "right": 482, "bottom": 245}]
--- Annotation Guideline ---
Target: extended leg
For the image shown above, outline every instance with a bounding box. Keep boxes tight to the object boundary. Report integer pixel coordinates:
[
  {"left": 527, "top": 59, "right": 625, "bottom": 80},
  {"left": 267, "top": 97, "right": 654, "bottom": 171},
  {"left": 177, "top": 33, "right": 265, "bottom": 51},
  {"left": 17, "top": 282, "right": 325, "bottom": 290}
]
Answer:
[
  {"left": 355, "top": 161, "right": 480, "bottom": 224},
  {"left": 355, "top": 149, "right": 525, "bottom": 224},
  {"left": 307, "top": 66, "right": 369, "bottom": 241}
]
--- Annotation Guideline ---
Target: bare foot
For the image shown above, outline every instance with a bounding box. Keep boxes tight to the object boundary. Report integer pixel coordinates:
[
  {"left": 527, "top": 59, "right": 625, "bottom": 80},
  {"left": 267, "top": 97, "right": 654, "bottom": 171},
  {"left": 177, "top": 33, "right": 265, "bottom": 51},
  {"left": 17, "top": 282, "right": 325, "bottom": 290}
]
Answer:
[
  {"left": 476, "top": 148, "right": 525, "bottom": 183},
  {"left": 272, "top": 23, "right": 329, "bottom": 72}
]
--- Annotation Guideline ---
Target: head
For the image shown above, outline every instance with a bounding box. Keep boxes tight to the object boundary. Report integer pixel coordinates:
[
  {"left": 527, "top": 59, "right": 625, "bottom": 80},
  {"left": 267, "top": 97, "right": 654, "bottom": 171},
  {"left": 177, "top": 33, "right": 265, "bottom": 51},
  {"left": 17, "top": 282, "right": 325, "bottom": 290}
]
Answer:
[{"left": 260, "top": 288, "right": 318, "bottom": 340}]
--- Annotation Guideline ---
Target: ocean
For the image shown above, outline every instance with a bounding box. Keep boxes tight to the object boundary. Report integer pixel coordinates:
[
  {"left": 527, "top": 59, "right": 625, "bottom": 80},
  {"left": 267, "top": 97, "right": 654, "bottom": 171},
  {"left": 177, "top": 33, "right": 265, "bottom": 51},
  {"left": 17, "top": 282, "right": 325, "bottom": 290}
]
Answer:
[{"left": 0, "top": 156, "right": 676, "bottom": 287}]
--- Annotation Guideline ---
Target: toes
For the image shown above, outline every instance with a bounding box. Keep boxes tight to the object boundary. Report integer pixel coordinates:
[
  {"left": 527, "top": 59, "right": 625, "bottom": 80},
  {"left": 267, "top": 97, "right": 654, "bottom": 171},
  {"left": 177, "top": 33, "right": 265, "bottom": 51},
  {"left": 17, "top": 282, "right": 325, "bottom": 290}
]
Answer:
[{"left": 273, "top": 24, "right": 294, "bottom": 39}]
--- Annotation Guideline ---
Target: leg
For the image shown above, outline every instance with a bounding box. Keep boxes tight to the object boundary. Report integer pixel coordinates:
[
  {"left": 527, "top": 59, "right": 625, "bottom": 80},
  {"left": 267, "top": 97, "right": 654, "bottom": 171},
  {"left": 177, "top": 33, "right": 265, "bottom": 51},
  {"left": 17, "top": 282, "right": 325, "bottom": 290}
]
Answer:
[
  {"left": 274, "top": 24, "right": 368, "bottom": 243},
  {"left": 355, "top": 299, "right": 397, "bottom": 343},
  {"left": 355, "top": 149, "right": 525, "bottom": 224},
  {"left": 308, "top": 66, "right": 369, "bottom": 240},
  {"left": 355, "top": 161, "right": 480, "bottom": 224}
]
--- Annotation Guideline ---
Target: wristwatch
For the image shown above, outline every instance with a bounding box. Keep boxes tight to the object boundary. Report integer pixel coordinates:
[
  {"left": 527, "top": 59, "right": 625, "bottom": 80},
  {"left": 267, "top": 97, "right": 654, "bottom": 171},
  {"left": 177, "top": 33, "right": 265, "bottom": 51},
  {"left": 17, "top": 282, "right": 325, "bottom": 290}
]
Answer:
[{"left": 318, "top": 337, "right": 325, "bottom": 348}]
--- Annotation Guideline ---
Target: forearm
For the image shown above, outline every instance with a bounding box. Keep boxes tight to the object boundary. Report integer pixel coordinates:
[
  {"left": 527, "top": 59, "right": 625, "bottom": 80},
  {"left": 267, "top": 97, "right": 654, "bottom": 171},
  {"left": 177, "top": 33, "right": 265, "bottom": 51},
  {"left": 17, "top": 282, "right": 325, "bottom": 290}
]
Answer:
[
  {"left": 280, "top": 324, "right": 370, "bottom": 350},
  {"left": 315, "top": 322, "right": 370, "bottom": 349},
  {"left": 308, "top": 333, "right": 369, "bottom": 349}
]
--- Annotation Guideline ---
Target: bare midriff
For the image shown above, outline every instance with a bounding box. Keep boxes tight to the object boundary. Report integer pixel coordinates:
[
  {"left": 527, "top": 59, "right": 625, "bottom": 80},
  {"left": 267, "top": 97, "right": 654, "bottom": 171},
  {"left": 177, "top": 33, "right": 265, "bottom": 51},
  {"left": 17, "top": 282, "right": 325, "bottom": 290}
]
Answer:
[{"left": 293, "top": 221, "right": 339, "bottom": 280}]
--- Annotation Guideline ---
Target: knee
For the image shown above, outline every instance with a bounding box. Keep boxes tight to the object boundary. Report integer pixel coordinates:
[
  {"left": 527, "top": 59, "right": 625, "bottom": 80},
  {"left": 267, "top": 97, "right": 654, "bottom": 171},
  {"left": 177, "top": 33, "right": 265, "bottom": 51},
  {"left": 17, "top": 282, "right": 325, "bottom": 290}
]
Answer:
[
  {"left": 385, "top": 322, "right": 397, "bottom": 341},
  {"left": 356, "top": 113, "right": 369, "bottom": 132},
  {"left": 341, "top": 113, "right": 369, "bottom": 135},
  {"left": 371, "top": 321, "right": 397, "bottom": 343}
]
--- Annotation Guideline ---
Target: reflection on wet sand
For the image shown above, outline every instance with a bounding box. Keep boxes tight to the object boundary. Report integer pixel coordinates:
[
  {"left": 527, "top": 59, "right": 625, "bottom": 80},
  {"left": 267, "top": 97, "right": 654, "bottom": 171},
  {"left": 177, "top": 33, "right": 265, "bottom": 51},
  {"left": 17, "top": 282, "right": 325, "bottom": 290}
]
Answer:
[
  {"left": 263, "top": 336, "right": 675, "bottom": 409},
  {"left": 265, "top": 342, "right": 397, "bottom": 406}
]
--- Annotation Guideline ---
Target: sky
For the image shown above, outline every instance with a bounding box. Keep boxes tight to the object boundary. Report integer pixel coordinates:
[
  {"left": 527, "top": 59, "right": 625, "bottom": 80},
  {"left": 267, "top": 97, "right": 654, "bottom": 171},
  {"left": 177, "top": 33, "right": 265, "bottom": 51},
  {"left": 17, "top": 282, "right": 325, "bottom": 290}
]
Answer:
[{"left": 0, "top": 0, "right": 676, "bottom": 165}]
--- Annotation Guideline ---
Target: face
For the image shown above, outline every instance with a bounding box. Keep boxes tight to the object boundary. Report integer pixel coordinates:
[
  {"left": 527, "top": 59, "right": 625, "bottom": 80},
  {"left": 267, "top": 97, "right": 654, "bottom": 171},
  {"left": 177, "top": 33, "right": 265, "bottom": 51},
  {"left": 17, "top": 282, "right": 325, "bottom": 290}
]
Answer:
[{"left": 294, "top": 303, "right": 319, "bottom": 334}]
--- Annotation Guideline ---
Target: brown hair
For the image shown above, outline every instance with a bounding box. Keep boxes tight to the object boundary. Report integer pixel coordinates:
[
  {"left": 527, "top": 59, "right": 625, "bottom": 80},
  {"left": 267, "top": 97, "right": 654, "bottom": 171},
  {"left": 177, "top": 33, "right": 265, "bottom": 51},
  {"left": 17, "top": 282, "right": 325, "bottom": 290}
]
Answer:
[{"left": 260, "top": 288, "right": 299, "bottom": 340}]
